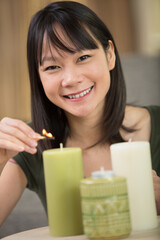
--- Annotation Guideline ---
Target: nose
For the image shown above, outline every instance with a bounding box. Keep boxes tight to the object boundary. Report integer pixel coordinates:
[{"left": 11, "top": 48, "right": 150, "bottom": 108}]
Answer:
[{"left": 61, "top": 66, "right": 81, "bottom": 87}]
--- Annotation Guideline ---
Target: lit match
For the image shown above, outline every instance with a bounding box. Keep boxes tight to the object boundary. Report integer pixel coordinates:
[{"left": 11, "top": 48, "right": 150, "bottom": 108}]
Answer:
[{"left": 38, "top": 129, "right": 55, "bottom": 140}]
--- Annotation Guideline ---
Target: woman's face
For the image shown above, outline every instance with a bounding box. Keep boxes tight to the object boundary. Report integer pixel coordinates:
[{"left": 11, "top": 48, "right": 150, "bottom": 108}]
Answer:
[{"left": 38, "top": 31, "right": 115, "bottom": 119}]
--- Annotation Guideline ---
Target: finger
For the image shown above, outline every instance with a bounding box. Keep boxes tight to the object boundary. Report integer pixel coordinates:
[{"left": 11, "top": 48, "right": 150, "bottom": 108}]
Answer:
[
  {"left": 1, "top": 117, "right": 40, "bottom": 139},
  {"left": 0, "top": 121, "right": 39, "bottom": 148},
  {"left": 0, "top": 138, "right": 24, "bottom": 152},
  {"left": 153, "top": 174, "right": 160, "bottom": 184},
  {"left": 152, "top": 170, "right": 157, "bottom": 176},
  {"left": 0, "top": 132, "right": 37, "bottom": 154},
  {"left": 0, "top": 139, "right": 37, "bottom": 155}
]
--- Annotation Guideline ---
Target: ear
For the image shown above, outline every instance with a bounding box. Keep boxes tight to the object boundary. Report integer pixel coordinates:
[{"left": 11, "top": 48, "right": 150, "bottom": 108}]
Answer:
[{"left": 105, "top": 40, "right": 116, "bottom": 71}]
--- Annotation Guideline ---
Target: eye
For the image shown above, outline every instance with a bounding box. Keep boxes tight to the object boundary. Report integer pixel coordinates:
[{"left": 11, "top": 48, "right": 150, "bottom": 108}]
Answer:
[
  {"left": 78, "top": 55, "right": 90, "bottom": 62},
  {"left": 45, "top": 65, "right": 60, "bottom": 71}
]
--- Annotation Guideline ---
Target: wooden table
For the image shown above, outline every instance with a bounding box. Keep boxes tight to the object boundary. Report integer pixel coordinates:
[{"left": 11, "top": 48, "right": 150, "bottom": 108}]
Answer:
[{"left": 2, "top": 218, "right": 160, "bottom": 240}]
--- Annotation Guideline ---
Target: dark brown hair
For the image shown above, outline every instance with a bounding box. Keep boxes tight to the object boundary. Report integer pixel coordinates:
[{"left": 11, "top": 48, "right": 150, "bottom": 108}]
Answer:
[{"left": 27, "top": 1, "right": 127, "bottom": 152}]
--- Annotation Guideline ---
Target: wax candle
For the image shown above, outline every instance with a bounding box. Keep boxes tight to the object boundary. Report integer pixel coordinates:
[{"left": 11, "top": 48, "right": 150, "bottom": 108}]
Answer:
[
  {"left": 43, "top": 146, "right": 84, "bottom": 237},
  {"left": 110, "top": 141, "right": 158, "bottom": 231},
  {"left": 80, "top": 170, "right": 131, "bottom": 239}
]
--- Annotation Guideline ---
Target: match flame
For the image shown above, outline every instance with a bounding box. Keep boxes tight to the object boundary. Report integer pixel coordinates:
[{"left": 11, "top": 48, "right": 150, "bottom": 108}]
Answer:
[{"left": 42, "top": 129, "right": 53, "bottom": 138}]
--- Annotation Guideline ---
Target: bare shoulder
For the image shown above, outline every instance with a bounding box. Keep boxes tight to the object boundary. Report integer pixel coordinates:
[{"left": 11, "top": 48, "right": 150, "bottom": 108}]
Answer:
[
  {"left": 123, "top": 105, "right": 150, "bottom": 127},
  {"left": 121, "top": 105, "right": 151, "bottom": 141}
]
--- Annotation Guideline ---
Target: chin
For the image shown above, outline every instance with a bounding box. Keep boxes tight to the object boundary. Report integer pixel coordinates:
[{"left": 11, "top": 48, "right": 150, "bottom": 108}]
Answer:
[{"left": 69, "top": 108, "right": 94, "bottom": 118}]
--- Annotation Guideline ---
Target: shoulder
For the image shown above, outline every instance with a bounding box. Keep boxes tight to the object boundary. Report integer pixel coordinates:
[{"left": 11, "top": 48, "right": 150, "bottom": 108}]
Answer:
[
  {"left": 123, "top": 105, "right": 150, "bottom": 128},
  {"left": 120, "top": 105, "right": 151, "bottom": 141}
]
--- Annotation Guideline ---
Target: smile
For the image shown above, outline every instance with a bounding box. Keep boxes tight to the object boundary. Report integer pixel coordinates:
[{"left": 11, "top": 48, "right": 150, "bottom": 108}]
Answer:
[{"left": 65, "top": 86, "right": 93, "bottom": 99}]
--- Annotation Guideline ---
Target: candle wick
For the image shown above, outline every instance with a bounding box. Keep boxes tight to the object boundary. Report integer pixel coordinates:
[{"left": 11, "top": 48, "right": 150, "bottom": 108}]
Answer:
[
  {"left": 60, "top": 143, "right": 63, "bottom": 151},
  {"left": 100, "top": 166, "right": 104, "bottom": 172}
]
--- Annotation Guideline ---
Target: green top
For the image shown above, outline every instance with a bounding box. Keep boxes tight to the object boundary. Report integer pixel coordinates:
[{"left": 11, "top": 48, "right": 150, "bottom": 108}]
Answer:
[
  {"left": 13, "top": 105, "right": 160, "bottom": 212},
  {"left": 145, "top": 106, "right": 160, "bottom": 174}
]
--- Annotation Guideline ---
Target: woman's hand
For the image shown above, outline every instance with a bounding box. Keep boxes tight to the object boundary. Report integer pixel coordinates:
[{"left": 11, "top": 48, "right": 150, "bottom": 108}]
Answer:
[
  {"left": 152, "top": 170, "right": 160, "bottom": 215},
  {"left": 0, "top": 117, "right": 41, "bottom": 168}
]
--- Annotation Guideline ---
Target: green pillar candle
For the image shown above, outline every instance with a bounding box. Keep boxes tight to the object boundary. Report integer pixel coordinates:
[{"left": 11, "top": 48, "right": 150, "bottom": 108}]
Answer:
[{"left": 43, "top": 146, "right": 84, "bottom": 237}]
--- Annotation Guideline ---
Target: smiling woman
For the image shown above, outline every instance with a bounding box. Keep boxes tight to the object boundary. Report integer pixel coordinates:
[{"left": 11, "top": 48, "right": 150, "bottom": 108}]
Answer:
[
  {"left": 28, "top": 3, "right": 124, "bottom": 152},
  {"left": 0, "top": 1, "right": 160, "bottom": 235}
]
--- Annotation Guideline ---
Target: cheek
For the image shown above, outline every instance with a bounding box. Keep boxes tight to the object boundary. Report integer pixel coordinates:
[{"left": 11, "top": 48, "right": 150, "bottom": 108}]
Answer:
[
  {"left": 88, "top": 57, "right": 109, "bottom": 76},
  {"left": 97, "top": 63, "right": 111, "bottom": 95},
  {"left": 40, "top": 74, "right": 58, "bottom": 100},
  {"left": 91, "top": 62, "right": 110, "bottom": 85}
]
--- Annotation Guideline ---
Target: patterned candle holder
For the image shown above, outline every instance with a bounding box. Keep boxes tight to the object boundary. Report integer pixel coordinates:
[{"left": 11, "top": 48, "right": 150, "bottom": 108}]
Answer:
[{"left": 80, "top": 171, "right": 131, "bottom": 239}]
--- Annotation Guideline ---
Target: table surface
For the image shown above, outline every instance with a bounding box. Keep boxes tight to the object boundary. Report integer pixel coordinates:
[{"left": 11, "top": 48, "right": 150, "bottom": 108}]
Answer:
[{"left": 2, "top": 217, "right": 160, "bottom": 240}]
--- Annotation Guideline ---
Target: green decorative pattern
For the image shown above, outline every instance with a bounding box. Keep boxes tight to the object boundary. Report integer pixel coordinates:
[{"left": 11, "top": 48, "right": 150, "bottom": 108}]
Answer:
[{"left": 80, "top": 177, "right": 131, "bottom": 239}]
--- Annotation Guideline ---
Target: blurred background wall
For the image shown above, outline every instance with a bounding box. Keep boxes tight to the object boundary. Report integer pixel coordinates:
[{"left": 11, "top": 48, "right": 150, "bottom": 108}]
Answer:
[{"left": 0, "top": 0, "right": 160, "bottom": 122}]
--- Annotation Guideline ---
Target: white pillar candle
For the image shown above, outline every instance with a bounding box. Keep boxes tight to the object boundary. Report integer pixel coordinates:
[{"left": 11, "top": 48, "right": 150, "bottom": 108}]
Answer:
[{"left": 110, "top": 141, "right": 158, "bottom": 231}]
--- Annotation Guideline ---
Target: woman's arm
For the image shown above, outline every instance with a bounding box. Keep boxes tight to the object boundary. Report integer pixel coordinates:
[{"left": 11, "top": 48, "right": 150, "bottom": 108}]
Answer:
[
  {"left": 0, "top": 117, "right": 41, "bottom": 225},
  {"left": 0, "top": 161, "right": 27, "bottom": 225}
]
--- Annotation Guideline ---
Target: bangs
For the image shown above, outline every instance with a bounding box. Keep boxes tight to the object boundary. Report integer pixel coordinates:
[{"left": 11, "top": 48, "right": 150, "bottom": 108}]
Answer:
[{"left": 38, "top": 20, "right": 98, "bottom": 65}]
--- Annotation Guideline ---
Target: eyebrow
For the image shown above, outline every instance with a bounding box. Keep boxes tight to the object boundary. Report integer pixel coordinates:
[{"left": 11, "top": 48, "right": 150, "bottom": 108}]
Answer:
[
  {"left": 40, "top": 50, "right": 79, "bottom": 66},
  {"left": 40, "top": 56, "right": 56, "bottom": 66}
]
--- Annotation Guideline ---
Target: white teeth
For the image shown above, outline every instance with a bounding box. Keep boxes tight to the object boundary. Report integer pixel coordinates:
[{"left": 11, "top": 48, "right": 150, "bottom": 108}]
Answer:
[{"left": 67, "top": 87, "right": 92, "bottom": 99}]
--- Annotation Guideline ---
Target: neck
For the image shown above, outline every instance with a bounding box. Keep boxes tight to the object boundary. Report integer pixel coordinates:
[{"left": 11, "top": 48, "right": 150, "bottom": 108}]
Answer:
[{"left": 65, "top": 109, "right": 104, "bottom": 149}]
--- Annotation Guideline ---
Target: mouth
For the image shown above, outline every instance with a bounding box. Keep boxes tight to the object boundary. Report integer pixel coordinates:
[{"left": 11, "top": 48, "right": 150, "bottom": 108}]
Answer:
[{"left": 64, "top": 86, "right": 94, "bottom": 99}]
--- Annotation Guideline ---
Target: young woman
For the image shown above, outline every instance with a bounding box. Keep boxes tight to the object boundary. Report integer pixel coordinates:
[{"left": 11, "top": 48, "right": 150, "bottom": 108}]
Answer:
[{"left": 0, "top": 1, "right": 160, "bottom": 225}]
